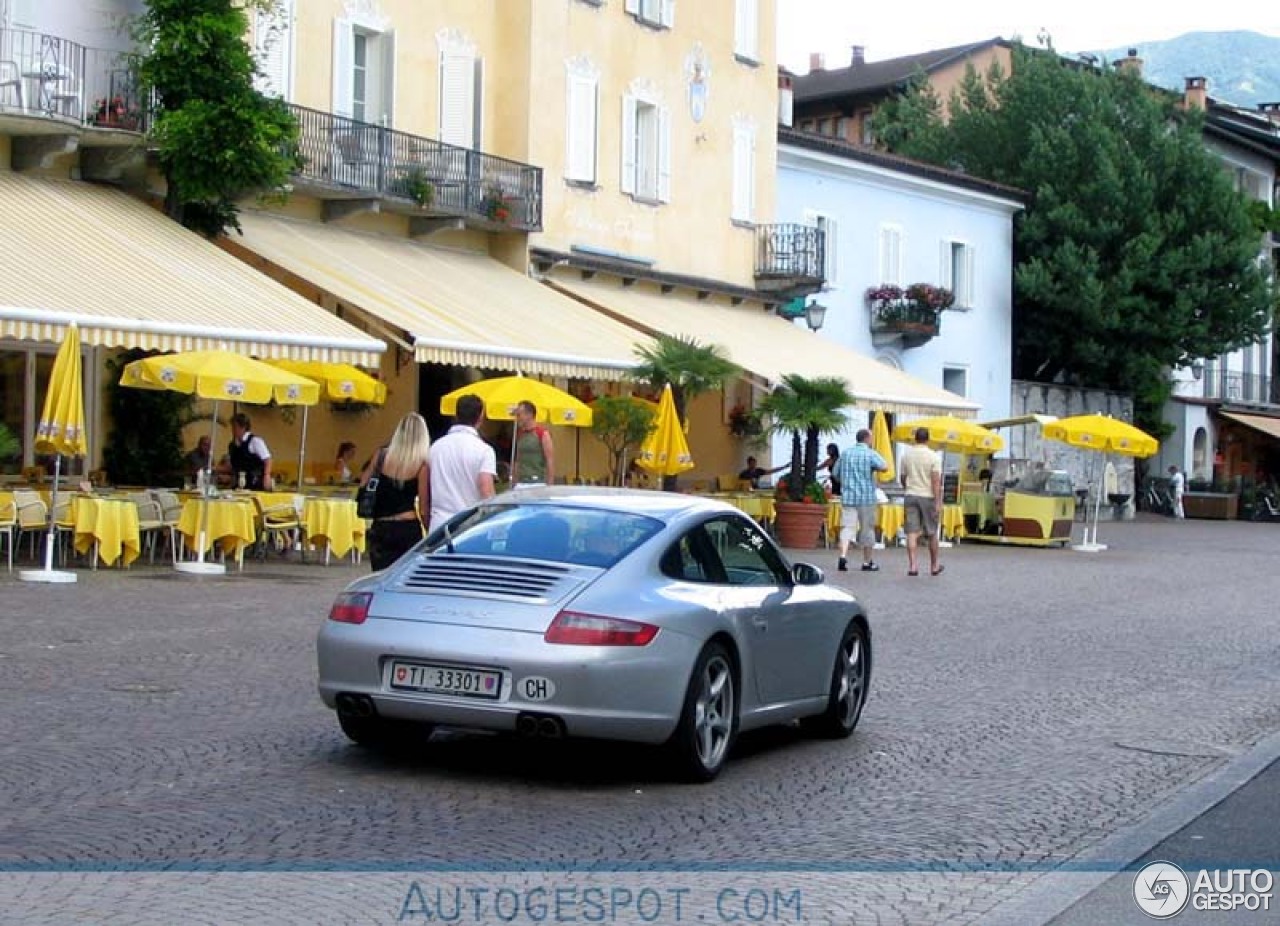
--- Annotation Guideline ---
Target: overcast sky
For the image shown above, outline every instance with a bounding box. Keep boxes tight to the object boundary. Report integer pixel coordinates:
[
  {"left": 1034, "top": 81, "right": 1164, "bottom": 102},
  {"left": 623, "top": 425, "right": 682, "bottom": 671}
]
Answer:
[{"left": 778, "top": 0, "right": 1280, "bottom": 71}]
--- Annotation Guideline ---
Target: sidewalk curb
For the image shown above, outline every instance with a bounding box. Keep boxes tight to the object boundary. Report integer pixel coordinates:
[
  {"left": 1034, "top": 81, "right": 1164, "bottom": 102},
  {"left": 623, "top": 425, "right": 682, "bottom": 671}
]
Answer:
[{"left": 983, "top": 726, "right": 1280, "bottom": 926}]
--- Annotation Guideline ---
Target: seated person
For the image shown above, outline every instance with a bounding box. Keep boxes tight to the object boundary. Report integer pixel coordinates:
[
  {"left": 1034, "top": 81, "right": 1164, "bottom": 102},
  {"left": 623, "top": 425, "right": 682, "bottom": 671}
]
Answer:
[
  {"left": 335, "top": 441, "right": 357, "bottom": 483},
  {"left": 185, "top": 436, "right": 212, "bottom": 480},
  {"left": 738, "top": 455, "right": 787, "bottom": 489}
]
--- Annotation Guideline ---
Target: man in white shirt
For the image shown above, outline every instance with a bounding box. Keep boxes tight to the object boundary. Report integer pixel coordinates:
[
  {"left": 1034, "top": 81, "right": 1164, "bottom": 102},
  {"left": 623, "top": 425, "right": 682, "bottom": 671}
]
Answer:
[
  {"left": 900, "top": 427, "right": 944, "bottom": 577},
  {"left": 1168, "top": 465, "right": 1185, "bottom": 519},
  {"left": 429, "top": 394, "right": 497, "bottom": 531}
]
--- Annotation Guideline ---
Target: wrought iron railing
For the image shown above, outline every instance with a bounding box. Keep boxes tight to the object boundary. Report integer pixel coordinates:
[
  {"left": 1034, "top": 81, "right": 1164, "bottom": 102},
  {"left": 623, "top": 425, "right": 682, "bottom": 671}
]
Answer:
[
  {"left": 755, "top": 223, "right": 825, "bottom": 285},
  {"left": 288, "top": 104, "right": 542, "bottom": 231},
  {"left": 0, "top": 27, "right": 149, "bottom": 133},
  {"left": 1203, "top": 371, "right": 1275, "bottom": 403}
]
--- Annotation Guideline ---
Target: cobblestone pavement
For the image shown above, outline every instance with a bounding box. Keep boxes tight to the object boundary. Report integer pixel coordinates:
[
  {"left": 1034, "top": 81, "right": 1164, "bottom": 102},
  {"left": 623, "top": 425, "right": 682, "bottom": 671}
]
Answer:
[{"left": 1, "top": 516, "right": 1279, "bottom": 924}]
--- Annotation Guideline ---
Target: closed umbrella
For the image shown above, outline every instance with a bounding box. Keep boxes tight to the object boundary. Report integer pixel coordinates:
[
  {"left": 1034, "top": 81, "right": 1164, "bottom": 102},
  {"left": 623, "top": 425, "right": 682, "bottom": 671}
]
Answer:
[
  {"left": 120, "top": 350, "right": 319, "bottom": 574},
  {"left": 20, "top": 323, "right": 87, "bottom": 584},
  {"left": 1042, "top": 414, "right": 1158, "bottom": 552},
  {"left": 267, "top": 360, "right": 387, "bottom": 487},
  {"left": 871, "top": 411, "right": 896, "bottom": 484},
  {"left": 635, "top": 384, "right": 694, "bottom": 479}
]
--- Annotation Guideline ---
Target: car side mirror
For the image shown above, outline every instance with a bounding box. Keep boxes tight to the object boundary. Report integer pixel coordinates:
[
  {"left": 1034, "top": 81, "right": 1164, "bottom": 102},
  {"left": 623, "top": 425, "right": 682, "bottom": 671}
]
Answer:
[{"left": 791, "top": 562, "right": 824, "bottom": 586}]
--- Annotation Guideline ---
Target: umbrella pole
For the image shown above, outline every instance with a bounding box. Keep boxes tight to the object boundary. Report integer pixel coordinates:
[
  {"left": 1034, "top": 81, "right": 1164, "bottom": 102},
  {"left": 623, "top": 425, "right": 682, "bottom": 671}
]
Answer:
[
  {"left": 20, "top": 454, "right": 77, "bottom": 583},
  {"left": 297, "top": 405, "right": 309, "bottom": 490},
  {"left": 175, "top": 401, "right": 226, "bottom": 574}
]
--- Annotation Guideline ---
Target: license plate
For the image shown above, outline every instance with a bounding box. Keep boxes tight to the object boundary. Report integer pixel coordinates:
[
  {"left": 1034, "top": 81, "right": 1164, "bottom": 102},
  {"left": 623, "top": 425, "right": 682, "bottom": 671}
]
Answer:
[{"left": 388, "top": 661, "right": 503, "bottom": 700}]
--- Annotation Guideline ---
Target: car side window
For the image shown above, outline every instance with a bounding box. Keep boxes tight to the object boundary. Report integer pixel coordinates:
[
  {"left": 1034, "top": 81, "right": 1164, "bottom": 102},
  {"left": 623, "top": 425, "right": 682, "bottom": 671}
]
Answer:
[
  {"left": 707, "top": 515, "right": 791, "bottom": 587},
  {"left": 659, "top": 529, "right": 723, "bottom": 583}
]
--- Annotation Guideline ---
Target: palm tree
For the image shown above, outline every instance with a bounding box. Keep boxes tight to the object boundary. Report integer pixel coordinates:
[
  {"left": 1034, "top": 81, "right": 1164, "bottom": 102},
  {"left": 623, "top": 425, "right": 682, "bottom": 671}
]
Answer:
[
  {"left": 631, "top": 335, "right": 741, "bottom": 489},
  {"left": 758, "top": 374, "right": 854, "bottom": 502}
]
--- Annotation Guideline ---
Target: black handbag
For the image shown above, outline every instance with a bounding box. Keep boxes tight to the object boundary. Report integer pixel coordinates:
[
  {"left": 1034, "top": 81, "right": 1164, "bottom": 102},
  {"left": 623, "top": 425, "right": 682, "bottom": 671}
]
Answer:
[{"left": 356, "top": 451, "right": 383, "bottom": 519}]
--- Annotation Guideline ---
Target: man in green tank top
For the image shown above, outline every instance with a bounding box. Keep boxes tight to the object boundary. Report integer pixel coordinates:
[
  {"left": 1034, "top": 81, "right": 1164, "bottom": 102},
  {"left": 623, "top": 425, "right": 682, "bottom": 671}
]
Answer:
[{"left": 512, "top": 400, "right": 555, "bottom": 486}]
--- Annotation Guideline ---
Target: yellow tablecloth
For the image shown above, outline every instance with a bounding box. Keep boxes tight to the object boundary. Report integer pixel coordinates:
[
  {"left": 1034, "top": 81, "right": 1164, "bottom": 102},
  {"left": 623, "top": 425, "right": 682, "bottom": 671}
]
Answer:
[
  {"left": 826, "top": 502, "right": 959, "bottom": 543},
  {"left": 961, "top": 491, "right": 998, "bottom": 527},
  {"left": 178, "top": 498, "right": 257, "bottom": 558},
  {"left": 878, "top": 503, "right": 905, "bottom": 542},
  {"left": 709, "top": 493, "right": 776, "bottom": 524},
  {"left": 72, "top": 497, "right": 141, "bottom": 567},
  {"left": 303, "top": 497, "right": 366, "bottom": 559},
  {"left": 942, "top": 503, "right": 966, "bottom": 540}
]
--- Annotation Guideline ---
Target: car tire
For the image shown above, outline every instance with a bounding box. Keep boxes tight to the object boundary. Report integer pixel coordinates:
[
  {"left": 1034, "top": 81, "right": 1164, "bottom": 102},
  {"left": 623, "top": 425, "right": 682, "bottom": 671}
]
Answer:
[
  {"left": 801, "top": 621, "right": 869, "bottom": 739},
  {"left": 338, "top": 712, "right": 433, "bottom": 750},
  {"left": 667, "top": 641, "right": 738, "bottom": 783}
]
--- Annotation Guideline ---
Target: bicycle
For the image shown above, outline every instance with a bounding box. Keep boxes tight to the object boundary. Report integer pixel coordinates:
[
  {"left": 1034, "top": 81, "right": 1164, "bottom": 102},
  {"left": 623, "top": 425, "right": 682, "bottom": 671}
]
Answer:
[{"left": 1140, "top": 478, "right": 1174, "bottom": 516}]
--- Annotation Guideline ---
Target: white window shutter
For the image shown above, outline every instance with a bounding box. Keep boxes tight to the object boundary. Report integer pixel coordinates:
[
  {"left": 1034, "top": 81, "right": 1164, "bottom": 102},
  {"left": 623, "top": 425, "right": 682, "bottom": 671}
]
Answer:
[
  {"left": 661, "top": 0, "right": 676, "bottom": 27},
  {"left": 620, "top": 95, "right": 638, "bottom": 194},
  {"left": 880, "top": 227, "right": 902, "bottom": 284},
  {"left": 380, "top": 30, "right": 396, "bottom": 126},
  {"left": 473, "top": 58, "right": 484, "bottom": 149},
  {"left": 439, "top": 48, "right": 476, "bottom": 148},
  {"left": 657, "top": 105, "right": 672, "bottom": 202},
  {"left": 735, "top": 0, "right": 758, "bottom": 58},
  {"left": 566, "top": 73, "right": 598, "bottom": 183},
  {"left": 332, "top": 19, "right": 354, "bottom": 117},
  {"left": 964, "top": 245, "right": 976, "bottom": 307},
  {"left": 731, "top": 124, "right": 754, "bottom": 222},
  {"left": 940, "top": 240, "right": 953, "bottom": 289},
  {"left": 254, "top": 0, "right": 293, "bottom": 100},
  {"left": 624, "top": 0, "right": 640, "bottom": 14}
]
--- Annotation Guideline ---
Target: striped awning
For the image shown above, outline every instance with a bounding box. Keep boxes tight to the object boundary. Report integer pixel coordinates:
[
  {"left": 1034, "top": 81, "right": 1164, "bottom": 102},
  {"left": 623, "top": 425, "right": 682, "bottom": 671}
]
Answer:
[
  {"left": 0, "top": 173, "right": 384, "bottom": 365},
  {"left": 232, "top": 210, "right": 651, "bottom": 381}
]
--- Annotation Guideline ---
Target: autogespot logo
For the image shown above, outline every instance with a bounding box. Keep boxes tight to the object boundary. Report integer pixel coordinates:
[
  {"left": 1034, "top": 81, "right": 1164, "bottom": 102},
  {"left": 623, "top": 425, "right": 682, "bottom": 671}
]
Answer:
[{"left": 1134, "top": 861, "right": 1191, "bottom": 918}]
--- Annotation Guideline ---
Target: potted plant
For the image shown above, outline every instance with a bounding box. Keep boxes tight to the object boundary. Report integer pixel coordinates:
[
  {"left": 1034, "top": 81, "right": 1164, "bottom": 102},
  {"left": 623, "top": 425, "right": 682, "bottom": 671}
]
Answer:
[
  {"left": 394, "top": 166, "right": 435, "bottom": 208},
  {"left": 866, "top": 282, "right": 953, "bottom": 338},
  {"left": 479, "top": 185, "right": 514, "bottom": 223},
  {"left": 757, "top": 374, "right": 853, "bottom": 548},
  {"left": 727, "top": 402, "right": 763, "bottom": 439},
  {"left": 590, "top": 395, "right": 657, "bottom": 486},
  {"left": 92, "top": 95, "right": 142, "bottom": 131}
]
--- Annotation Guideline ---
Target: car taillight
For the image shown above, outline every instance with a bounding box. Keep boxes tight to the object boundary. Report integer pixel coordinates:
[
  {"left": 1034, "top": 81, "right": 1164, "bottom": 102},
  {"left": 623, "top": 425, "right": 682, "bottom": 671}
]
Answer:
[
  {"left": 329, "top": 592, "right": 372, "bottom": 624},
  {"left": 544, "top": 611, "right": 659, "bottom": 646}
]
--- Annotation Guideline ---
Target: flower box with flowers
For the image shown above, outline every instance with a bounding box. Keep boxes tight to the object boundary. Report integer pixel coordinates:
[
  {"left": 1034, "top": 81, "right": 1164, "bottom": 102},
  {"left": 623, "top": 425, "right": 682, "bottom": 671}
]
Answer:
[
  {"left": 866, "top": 283, "right": 954, "bottom": 337},
  {"left": 727, "top": 403, "right": 762, "bottom": 438},
  {"left": 92, "top": 96, "right": 142, "bottom": 131},
  {"left": 479, "top": 186, "right": 517, "bottom": 224}
]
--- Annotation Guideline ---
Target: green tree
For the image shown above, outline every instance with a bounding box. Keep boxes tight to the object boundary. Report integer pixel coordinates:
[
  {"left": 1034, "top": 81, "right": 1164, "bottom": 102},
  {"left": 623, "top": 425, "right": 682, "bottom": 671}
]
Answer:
[
  {"left": 756, "top": 375, "right": 853, "bottom": 503},
  {"left": 136, "top": 0, "right": 301, "bottom": 238},
  {"left": 102, "top": 350, "right": 197, "bottom": 486},
  {"left": 0, "top": 422, "right": 19, "bottom": 463},
  {"left": 630, "top": 335, "right": 741, "bottom": 490},
  {"left": 872, "top": 44, "right": 1274, "bottom": 435},
  {"left": 589, "top": 397, "right": 656, "bottom": 486}
]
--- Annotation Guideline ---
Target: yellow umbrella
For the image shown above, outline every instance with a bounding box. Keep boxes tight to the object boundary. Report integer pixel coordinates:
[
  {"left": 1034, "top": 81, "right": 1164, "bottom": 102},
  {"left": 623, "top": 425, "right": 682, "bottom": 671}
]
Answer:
[
  {"left": 1042, "top": 414, "right": 1158, "bottom": 552},
  {"left": 893, "top": 415, "right": 1005, "bottom": 454},
  {"left": 871, "top": 411, "right": 896, "bottom": 484},
  {"left": 267, "top": 360, "right": 386, "bottom": 487},
  {"left": 1041, "top": 414, "right": 1158, "bottom": 458},
  {"left": 22, "top": 323, "right": 87, "bottom": 583},
  {"left": 120, "top": 350, "right": 319, "bottom": 575},
  {"left": 440, "top": 374, "right": 593, "bottom": 427},
  {"left": 635, "top": 384, "right": 694, "bottom": 477}
]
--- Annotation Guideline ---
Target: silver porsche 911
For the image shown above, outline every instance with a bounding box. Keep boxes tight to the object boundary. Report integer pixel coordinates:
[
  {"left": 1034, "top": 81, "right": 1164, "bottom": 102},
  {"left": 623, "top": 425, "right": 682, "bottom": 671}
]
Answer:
[{"left": 317, "top": 487, "right": 872, "bottom": 781}]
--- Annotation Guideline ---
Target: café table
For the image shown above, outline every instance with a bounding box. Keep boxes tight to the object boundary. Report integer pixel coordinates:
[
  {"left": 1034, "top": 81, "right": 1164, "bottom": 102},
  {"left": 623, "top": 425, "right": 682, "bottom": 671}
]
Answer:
[
  {"left": 71, "top": 495, "right": 141, "bottom": 568},
  {"left": 302, "top": 497, "right": 366, "bottom": 564},
  {"left": 178, "top": 496, "right": 257, "bottom": 569},
  {"left": 709, "top": 493, "right": 776, "bottom": 526},
  {"left": 961, "top": 491, "right": 998, "bottom": 532}
]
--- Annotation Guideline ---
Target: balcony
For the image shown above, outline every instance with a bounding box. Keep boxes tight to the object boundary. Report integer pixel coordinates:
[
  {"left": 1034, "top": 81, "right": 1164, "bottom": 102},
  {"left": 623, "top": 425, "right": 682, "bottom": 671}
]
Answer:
[
  {"left": 0, "top": 27, "right": 150, "bottom": 161},
  {"left": 1202, "top": 371, "right": 1275, "bottom": 404},
  {"left": 287, "top": 104, "right": 542, "bottom": 233},
  {"left": 755, "top": 223, "right": 825, "bottom": 295},
  {"left": 869, "top": 302, "right": 942, "bottom": 349}
]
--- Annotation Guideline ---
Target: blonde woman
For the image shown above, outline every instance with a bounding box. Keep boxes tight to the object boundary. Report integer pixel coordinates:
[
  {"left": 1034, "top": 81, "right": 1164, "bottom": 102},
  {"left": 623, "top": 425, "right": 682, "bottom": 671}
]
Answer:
[{"left": 360, "top": 413, "right": 431, "bottom": 571}]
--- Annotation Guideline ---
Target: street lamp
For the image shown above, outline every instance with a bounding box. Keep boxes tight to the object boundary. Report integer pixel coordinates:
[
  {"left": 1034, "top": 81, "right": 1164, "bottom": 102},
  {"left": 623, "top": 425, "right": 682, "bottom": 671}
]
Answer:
[
  {"left": 804, "top": 301, "right": 828, "bottom": 332},
  {"left": 1190, "top": 358, "right": 1204, "bottom": 380}
]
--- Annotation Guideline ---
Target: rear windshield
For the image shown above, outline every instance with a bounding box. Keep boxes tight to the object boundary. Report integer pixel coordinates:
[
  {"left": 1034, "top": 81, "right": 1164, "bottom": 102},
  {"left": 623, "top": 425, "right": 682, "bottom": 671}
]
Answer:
[{"left": 424, "top": 504, "right": 664, "bottom": 569}]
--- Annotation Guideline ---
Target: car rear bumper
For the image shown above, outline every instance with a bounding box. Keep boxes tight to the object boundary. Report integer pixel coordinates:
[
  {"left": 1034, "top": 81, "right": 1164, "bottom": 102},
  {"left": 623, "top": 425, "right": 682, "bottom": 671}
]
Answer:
[{"left": 317, "top": 618, "right": 697, "bottom": 744}]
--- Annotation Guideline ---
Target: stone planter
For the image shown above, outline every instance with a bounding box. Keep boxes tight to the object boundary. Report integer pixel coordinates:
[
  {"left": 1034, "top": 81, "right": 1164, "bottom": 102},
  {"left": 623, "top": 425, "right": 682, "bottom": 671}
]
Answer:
[
  {"left": 773, "top": 500, "right": 828, "bottom": 549},
  {"left": 1182, "top": 492, "right": 1238, "bottom": 520}
]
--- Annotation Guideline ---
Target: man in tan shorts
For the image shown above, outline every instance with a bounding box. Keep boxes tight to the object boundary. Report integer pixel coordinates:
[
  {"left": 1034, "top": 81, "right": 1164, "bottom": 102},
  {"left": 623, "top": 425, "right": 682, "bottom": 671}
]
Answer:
[{"left": 900, "top": 426, "right": 944, "bottom": 576}]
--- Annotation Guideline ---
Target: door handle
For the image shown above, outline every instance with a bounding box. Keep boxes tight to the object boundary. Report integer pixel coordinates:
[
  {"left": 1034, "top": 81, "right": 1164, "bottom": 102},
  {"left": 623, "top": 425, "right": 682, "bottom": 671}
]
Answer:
[{"left": 751, "top": 615, "right": 768, "bottom": 631}]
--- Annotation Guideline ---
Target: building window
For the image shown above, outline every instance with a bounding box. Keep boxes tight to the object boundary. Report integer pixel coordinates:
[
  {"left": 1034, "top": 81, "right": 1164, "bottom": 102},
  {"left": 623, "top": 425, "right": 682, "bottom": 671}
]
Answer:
[
  {"left": 438, "top": 32, "right": 483, "bottom": 149},
  {"left": 565, "top": 59, "right": 600, "bottom": 184},
  {"left": 333, "top": 17, "right": 396, "bottom": 125},
  {"left": 733, "top": 0, "right": 759, "bottom": 62},
  {"left": 942, "top": 240, "right": 975, "bottom": 308},
  {"left": 253, "top": 0, "right": 294, "bottom": 100},
  {"left": 805, "top": 210, "right": 838, "bottom": 288},
  {"left": 0, "top": 344, "right": 90, "bottom": 476},
  {"left": 621, "top": 89, "right": 671, "bottom": 202},
  {"left": 731, "top": 120, "right": 756, "bottom": 223},
  {"left": 878, "top": 225, "right": 903, "bottom": 285},
  {"left": 835, "top": 117, "right": 849, "bottom": 140},
  {"left": 858, "top": 109, "right": 874, "bottom": 145},
  {"left": 942, "top": 367, "right": 968, "bottom": 398},
  {"left": 625, "top": 0, "right": 675, "bottom": 28}
]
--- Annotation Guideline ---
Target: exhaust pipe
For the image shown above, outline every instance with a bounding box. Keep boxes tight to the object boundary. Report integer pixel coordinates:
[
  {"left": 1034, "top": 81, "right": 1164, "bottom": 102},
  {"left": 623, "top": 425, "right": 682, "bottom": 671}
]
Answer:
[
  {"left": 516, "top": 712, "right": 565, "bottom": 739},
  {"left": 336, "top": 693, "right": 376, "bottom": 718}
]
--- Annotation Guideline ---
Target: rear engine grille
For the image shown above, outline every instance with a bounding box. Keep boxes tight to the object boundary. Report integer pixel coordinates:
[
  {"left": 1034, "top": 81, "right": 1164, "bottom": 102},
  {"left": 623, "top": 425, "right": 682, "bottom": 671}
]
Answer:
[{"left": 398, "top": 555, "right": 580, "bottom": 602}]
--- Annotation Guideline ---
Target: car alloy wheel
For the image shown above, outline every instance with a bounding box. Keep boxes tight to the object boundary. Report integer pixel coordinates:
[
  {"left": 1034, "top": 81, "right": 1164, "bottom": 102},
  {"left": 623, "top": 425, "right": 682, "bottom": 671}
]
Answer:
[
  {"left": 670, "top": 642, "right": 737, "bottom": 782},
  {"left": 803, "top": 622, "right": 868, "bottom": 739}
]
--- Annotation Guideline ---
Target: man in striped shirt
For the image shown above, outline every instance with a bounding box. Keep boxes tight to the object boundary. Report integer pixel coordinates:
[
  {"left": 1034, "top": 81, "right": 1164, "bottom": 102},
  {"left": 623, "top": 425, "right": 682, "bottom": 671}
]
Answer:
[{"left": 832, "top": 429, "right": 888, "bottom": 572}]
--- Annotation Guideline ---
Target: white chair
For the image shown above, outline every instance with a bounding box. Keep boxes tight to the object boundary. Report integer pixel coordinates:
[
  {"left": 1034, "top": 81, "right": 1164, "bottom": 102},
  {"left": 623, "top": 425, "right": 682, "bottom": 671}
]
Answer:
[
  {"left": 150, "top": 489, "right": 185, "bottom": 564},
  {"left": 129, "top": 492, "right": 166, "bottom": 565},
  {"left": 0, "top": 495, "right": 15, "bottom": 571},
  {"left": 0, "top": 60, "right": 24, "bottom": 111},
  {"left": 13, "top": 489, "right": 49, "bottom": 561},
  {"left": 48, "top": 69, "right": 81, "bottom": 120}
]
